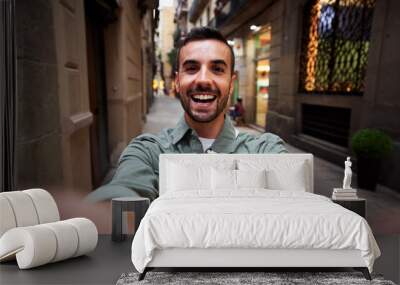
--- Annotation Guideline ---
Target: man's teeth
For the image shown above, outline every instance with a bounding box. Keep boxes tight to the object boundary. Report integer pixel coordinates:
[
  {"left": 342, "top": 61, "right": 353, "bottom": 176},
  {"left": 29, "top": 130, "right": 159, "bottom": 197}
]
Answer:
[{"left": 192, "top": 94, "right": 215, "bottom": 100}]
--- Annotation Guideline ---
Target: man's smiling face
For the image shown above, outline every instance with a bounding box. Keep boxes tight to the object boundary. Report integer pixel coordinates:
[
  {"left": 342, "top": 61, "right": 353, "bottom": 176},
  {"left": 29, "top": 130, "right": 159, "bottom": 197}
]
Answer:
[{"left": 175, "top": 39, "right": 235, "bottom": 123}]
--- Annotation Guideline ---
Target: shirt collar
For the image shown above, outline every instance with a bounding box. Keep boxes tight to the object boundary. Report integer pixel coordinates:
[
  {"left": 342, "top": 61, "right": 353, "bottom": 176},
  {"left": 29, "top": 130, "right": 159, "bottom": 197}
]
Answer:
[
  {"left": 171, "top": 116, "right": 191, "bottom": 145},
  {"left": 212, "top": 115, "right": 236, "bottom": 153},
  {"left": 171, "top": 115, "right": 236, "bottom": 153}
]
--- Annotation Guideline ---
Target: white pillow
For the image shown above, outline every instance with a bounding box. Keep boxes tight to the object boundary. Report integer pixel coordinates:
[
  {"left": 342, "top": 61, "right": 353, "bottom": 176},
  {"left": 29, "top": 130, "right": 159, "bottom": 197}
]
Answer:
[
  {"left": 166, "top": 159, "right": 236, "bottom": 193},
  {"left": 238, "top": 160, "right": 307, "bottom": 191},
  {"left": 211, "top": 168, "right": 236, "bottom": 190},
  {"left": 211, "top": 169, "right": 267, "bottom": 190},
  {"left": 236, "top": 169, "right": 267, "bottom": 189},
  {"left": 167, "top": 162, "right": 211, "bottom": 191},
  {"left": 266, "top": 164, "right": 307, "bottom": 191}
]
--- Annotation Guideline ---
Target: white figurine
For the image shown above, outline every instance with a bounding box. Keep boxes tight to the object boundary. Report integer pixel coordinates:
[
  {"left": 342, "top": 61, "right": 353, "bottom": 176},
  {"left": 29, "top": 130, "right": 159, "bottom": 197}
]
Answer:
[{"left": 342, "top": 157, "right": 352, "bottom": 189}]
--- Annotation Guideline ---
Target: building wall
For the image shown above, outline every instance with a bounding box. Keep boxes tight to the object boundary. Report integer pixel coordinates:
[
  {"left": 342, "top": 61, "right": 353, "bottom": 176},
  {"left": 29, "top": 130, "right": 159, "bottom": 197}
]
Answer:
[
  {"left": 52, "top": 0, "right": 93, "bottom": 192},
  {"left": 142, "top": 10, "right": 155, "bottom": 114},
  {"left": 259, "top": 0, "right": 296, "bottom": 141},
  {"left": 360, "top": 0, "right": 400, "bottom": 190},
  {"left": 267, "top": 0, "right": 400, "bottom": 191},
  {"left": 199, "top": 1, "right": 212, "bottom": 26},
  {"left": 187, "top": 0, "right": 195, "bottom": 30},
  {"left": 14, "top": 0, "right": 156, "bottom": 194},
  {"left": 242, "top": 37, "right": 256, "bottom": 124},
  {"left": 208, "top": 0, "right": 400, "bottom": 191},
  {"left": 104, "top": 0, "right": 144, "bottom": 166},
  {"left": 159, "top": 5, "right": 175, "bottom": 92},
  {"left": 230, "top": 1, "right": 292, "bottom": 131},
  {"left": 16, "top": 0, "right": 97, "bottom": 192},
  {"left": 291, "top": 0, "right": 362, "bottom": 156},
  {"left": 15, "top": 0, "right": 64, "bottom": 190}
]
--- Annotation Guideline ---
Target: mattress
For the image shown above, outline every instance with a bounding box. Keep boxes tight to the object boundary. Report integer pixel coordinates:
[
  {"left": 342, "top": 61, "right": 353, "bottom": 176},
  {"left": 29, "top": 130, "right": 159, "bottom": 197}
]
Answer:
[{"left": 131, "top": 190, "right": 380, "bottom": 273}]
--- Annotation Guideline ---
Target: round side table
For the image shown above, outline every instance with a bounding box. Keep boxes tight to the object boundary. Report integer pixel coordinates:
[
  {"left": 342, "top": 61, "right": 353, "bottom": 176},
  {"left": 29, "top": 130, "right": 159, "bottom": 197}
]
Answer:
[{"left": 111, "top": 197, "right": 150, "bottom": 242}]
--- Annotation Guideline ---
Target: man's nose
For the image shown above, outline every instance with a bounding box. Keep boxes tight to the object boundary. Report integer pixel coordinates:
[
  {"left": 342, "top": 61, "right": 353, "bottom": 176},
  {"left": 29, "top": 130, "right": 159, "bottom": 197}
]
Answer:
[{"left": 195, "top": 66, "right": 212, "bottom": 86}]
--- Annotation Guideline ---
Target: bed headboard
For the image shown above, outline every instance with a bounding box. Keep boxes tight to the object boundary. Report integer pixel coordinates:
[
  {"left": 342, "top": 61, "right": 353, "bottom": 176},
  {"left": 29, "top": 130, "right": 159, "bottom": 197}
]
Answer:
[{"left": 159, "top": 154, "right": 314, "bottom": 195}]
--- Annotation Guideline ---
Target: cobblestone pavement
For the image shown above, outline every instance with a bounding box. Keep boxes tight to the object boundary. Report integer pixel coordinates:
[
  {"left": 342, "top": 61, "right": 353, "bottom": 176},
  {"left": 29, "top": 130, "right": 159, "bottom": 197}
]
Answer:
[{"left": 144, "top": 95, "right": 400, "bottom": 235}]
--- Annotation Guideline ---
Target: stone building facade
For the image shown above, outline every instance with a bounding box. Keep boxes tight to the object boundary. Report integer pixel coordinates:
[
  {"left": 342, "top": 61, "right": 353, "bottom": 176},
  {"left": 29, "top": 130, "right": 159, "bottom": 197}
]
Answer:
[
  {"left": 185, "top": 0, "right": 400, "bottom": 192},
  {"left": 13, "top": 0, "right": 158, "bottom": 194},
  {"left": 158, "top": 2, "right": 176, "bottom": 94}
]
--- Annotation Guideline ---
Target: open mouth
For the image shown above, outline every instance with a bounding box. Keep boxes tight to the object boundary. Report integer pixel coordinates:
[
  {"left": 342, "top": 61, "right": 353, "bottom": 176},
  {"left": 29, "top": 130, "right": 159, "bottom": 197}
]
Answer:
[{"left": 190, "top": 94, "right": 217, "bottom": 103}]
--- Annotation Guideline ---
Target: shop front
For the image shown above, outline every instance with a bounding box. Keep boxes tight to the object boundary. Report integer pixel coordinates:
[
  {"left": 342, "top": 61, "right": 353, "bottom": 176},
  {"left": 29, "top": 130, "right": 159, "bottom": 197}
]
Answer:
[{"left": 254, "top": 26, "right": 271, "bottom": 129}]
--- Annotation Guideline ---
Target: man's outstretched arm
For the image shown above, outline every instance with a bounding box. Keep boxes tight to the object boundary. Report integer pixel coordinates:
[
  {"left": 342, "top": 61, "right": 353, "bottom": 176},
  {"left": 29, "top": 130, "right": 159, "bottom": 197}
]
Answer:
[
  {"left": 257, "top": 133, "right": 288, "bottom": 154},
  {"left": 85, "top": 139, "right": 159, "bottom": 203}
]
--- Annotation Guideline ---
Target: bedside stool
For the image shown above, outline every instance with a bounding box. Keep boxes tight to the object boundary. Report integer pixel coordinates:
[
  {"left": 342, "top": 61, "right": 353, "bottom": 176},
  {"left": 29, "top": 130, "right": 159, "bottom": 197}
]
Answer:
[
  {"left": 112, "top": 197, "right": 150, "bottom": 242},
  {"left": 332, "top": 198, "right": 366, "bottom": 218}
]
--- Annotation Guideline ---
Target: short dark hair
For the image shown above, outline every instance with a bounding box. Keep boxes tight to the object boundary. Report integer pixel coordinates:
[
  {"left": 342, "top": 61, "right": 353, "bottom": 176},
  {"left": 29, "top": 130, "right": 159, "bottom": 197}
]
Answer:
[{"left": 176, "top": 27, "right": 235, "bottom": 74}]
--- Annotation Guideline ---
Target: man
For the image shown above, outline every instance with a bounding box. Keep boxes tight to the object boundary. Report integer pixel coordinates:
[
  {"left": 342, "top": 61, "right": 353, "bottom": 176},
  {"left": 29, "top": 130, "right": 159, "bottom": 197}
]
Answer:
[{"left": 87, "top": 27, "right": 286, "bottom": 202}]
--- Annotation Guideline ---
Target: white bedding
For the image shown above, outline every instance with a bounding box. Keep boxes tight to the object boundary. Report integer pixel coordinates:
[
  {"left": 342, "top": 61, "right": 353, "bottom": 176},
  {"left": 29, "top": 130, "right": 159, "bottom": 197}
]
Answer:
[{"left": 131, "top": 190, "right": 380, "bottom": 273}]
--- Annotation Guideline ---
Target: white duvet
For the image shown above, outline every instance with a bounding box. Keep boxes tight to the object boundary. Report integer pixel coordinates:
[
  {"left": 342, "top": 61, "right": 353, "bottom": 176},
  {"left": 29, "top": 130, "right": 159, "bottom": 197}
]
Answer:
[{"left": 131, "top": 190, "right": 380, "bottom": 273}]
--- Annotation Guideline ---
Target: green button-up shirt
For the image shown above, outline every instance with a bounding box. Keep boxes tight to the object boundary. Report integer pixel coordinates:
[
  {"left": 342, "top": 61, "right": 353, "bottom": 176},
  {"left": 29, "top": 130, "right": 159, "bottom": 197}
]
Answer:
[{"left": 87, "top": 116, "right": 287, "bottom": 202}]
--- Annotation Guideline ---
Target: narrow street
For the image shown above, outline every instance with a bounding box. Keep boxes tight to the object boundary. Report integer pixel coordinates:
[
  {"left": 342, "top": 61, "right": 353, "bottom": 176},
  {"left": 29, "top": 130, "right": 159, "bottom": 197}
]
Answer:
[
  {"left": 142, "top": 95, "right": 400, "bottom": 235},
  {"left": 3, "top": 1, "right": 399, "bottom": 284}
]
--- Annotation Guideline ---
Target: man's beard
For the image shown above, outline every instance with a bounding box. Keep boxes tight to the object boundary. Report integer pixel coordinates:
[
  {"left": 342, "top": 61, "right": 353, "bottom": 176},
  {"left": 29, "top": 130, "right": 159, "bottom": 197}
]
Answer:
[{"left": 179, "top": 86, "right": 230, "bottom": 123}]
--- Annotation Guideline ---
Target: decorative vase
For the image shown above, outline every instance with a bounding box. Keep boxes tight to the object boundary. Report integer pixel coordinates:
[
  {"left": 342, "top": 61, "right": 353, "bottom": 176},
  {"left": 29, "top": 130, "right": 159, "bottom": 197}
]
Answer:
[{"left": 356, "top": 155, "right": 381, "bottom": 191}]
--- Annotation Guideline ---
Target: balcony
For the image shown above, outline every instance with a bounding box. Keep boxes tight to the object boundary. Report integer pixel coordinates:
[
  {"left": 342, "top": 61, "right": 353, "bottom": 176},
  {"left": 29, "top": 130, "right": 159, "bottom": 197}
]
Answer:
[
  {"left": 213, "top": 0, "right": 248, "bottom": 28},
  {"left": 176, "top": 0, "right": 188, "bottom": 19},
  {"left": 188, "top": 0, "right": 209, "bottom": 23}
]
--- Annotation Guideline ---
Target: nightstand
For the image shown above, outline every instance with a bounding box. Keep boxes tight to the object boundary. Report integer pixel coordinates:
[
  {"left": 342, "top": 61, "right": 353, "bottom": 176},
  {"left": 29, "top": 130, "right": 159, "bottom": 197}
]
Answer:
[{"left": 332, "top": 198, "right": 366, "bottom": 218}]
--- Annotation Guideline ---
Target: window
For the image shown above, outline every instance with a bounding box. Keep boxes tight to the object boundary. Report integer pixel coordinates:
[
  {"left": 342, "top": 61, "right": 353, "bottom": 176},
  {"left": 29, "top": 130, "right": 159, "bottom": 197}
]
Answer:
[
  {"left": 299, "top": 0, "right": 376, "bottom": 94},
  {"left": 302, "top": 104, "right": 351, "bottom": 147}
]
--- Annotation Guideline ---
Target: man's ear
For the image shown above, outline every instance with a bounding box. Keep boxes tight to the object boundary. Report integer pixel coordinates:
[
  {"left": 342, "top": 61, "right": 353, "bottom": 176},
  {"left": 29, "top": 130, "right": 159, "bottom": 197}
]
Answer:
[
  {"left": 174, "top": 71, "right": 180, "bottom": 93},
  {"left": 229, "top": 72, "right": 237, "bottom": 96}
]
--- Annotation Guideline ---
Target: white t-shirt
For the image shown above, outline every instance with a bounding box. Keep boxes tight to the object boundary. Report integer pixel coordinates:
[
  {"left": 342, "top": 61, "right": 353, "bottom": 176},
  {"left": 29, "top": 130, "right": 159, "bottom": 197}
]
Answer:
[
  {"left": 198, "top": 129, "right": 239, "bottom": 153},
  {"left": 198, "top": 137, "right": 215, "bottom": 152}
]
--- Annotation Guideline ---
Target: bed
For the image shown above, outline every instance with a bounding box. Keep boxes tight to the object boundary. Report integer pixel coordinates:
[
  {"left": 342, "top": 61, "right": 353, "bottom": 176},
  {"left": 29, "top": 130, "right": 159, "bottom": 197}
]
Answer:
[{"left": 131, "top": 154, "right": 380, "bottom": 280}]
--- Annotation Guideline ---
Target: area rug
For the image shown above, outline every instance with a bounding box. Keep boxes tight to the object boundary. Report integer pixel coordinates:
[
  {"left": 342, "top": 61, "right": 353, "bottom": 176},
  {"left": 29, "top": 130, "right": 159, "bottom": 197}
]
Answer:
[{"left": 116, "top": 271, "right": 396, "bottom": 285}]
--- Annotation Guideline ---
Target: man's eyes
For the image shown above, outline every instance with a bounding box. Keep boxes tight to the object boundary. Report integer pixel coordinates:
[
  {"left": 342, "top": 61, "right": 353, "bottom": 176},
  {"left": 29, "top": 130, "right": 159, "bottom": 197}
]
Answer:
[
  {"left": 184, "top": 65, "right": 198, "bottom": 72},
  {"left": 212, "top": 65, "right": 225, "bottom": 73},
  {"left": 183, "top": 65, "right": 226, "bottom": 74}
]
